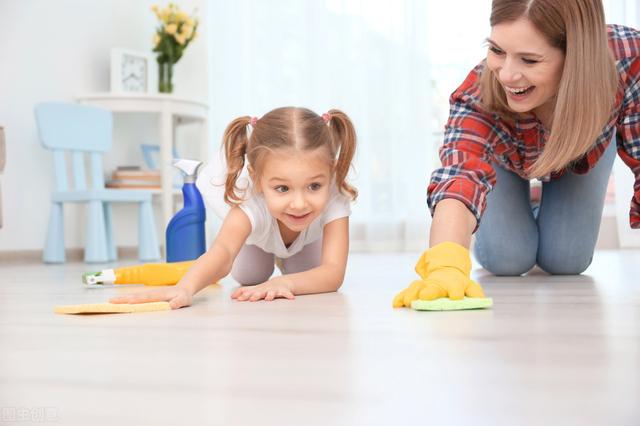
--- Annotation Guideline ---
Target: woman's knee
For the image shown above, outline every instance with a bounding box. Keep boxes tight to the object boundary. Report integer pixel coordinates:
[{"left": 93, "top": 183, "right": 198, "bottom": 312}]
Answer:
[
  {"left": 479, "top": 252, "right": 537, "bottom": 276},
  {"left": 474, "top": 238, "right": 537, "bottom": 276},
  {"left": 537, "top": 251, "right": 592, "bottom": 275}
]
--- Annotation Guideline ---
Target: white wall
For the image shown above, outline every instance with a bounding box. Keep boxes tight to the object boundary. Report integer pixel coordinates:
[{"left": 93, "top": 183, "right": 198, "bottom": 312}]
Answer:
[{"left": 0, "top": 0, "right": 209, "bottom": 253}]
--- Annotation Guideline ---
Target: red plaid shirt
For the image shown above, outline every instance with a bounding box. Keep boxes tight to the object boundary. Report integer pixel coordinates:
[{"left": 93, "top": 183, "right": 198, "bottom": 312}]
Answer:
[{"left": 428, "top": 24, "right": 640, "bottom": 230}]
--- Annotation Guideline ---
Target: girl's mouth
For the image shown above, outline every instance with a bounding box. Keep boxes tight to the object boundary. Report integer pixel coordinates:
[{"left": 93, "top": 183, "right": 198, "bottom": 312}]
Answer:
[{"left": 286, "top": 212, "right": 311, "bottom": 222}]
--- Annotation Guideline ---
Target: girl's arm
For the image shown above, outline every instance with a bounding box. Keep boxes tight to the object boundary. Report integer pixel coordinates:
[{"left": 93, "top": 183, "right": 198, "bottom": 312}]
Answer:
[
  {"left": 285, "top": 216, "right": 349, "bottom": 295},
  {"left": 232, "top": 217, "right": 349, "bottom": 301},
  {"left": 428, "top": 198, "right": 477, "bottom": 248},
  {"left": 110, "top": 207, "right": 251, "bottom": 308},
  {"left": 177, "top": 206, "right": 252, "bottom": 296}
]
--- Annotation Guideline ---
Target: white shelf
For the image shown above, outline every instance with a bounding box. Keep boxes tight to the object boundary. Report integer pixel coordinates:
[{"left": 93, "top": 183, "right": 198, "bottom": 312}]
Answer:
[{"left": 77, "top": 92, "right": 209, "bottom": 227}]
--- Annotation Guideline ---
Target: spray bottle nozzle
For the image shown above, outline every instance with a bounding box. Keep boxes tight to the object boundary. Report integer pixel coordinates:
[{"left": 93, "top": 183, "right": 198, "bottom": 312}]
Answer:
[
  {"left": 173, "top": 159, "right": 203, "bottom": 183},
  {"left": 82, "top": 269, "right": 116, "bottom": 287}
]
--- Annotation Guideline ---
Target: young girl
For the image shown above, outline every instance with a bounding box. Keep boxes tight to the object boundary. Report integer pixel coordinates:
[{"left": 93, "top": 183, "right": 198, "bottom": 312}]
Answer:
[
  {"left": 394, "top": 0, "right": 640, "bottom": 307},
  {"left": 111, "top": 107, "right": 357, "bottom": 308}
]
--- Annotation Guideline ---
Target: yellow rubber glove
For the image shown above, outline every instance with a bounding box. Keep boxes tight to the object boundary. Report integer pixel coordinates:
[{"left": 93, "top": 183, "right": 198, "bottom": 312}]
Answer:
[{"left": 392, "top": 241, "right": 485, "bottom": 308}]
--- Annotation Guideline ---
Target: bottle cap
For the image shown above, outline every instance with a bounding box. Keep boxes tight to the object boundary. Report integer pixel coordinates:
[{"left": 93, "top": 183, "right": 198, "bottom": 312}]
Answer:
[{"left": 173, "top": 159, "right": 203, "bottom": 183}]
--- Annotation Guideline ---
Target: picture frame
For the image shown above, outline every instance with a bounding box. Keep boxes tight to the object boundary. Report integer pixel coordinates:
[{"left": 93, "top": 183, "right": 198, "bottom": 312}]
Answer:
[{"left": 110, "top": 48, "right": 157, "bottom": 94}]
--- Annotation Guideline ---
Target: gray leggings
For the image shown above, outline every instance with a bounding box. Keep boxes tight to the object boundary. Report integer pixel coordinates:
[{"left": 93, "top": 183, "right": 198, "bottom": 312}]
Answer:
[{"left": 231, "top": 239, "right": 323, "bottom": 285}]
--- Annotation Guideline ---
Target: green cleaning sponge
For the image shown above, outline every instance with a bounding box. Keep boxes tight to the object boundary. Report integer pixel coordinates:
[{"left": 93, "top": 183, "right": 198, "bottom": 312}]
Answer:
[{"left": 411, "top": 297, "right": 493, "bottom": 311}]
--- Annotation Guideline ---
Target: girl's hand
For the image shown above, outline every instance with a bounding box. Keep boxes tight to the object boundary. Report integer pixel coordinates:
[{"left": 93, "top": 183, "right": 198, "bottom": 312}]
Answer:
[
  {"left": 231, "top": 276, "right": 295, "bottom": 302},
  {"left": 109, "top": 286, "right": 193, "bottom": 310}
]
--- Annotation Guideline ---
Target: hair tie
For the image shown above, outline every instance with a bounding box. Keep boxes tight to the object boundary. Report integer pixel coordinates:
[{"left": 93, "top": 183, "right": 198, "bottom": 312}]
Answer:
[
  {"left": 322, "top": 113, "right": 331, "bottom": 123},
  {"left": 250, "top": 116, "right": 258, "bottom": 126}
]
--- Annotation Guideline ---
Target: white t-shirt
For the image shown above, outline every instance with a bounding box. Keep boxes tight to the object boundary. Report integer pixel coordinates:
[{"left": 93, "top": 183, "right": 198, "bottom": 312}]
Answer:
[{"left": 196, "top": 150, "right": 352, "bottom": 259}]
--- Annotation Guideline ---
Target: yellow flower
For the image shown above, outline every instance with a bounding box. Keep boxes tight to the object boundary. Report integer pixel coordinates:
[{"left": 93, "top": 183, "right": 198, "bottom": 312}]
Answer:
[
  {"left": 165, "top": 23, "right": 178, "bottom": 35},
  {"left": 175, "top": 11, "right": 188, "bottom": 23},
  {"left": 182, "top": 24, "right": 194, "bottom": 39},
  {"left": 174, "top": 33, "right": 186, "bottom": 45},
  {"left": 153, "top": 3, "right": 198, "bottom": 49},
  {"left": 151, "top": 5, "right": 161, "bottom": 19},
  {"left": 160, "top": 7, "right": 171, "bottom": 23}
]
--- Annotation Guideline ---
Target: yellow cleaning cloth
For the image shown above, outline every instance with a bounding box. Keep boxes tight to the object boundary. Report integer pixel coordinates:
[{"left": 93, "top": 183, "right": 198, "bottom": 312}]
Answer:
[{"left": 54, "top": 301, "right": 171, "bottom": 315}]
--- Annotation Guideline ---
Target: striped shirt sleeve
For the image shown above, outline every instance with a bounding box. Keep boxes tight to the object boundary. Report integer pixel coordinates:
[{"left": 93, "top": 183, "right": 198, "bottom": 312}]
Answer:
[
  {"left": 616, "top": 57, "right": 640, "bottom": 229},
  {"left": 427, "top": 66, "right": 497, "bottom": 232}
]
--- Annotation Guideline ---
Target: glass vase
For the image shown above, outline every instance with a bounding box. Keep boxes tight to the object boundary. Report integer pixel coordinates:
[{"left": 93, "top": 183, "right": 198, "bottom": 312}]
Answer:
[{"left": 158, "top": 61, "right": 174, "bottom": 93}]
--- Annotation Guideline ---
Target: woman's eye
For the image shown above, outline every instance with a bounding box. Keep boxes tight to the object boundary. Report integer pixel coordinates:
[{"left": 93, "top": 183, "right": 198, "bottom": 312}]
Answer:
[
  {"left": 522, "top": 58, "right": 539, "bottom": 64},
  {"left": 488, "top": 46, "right": 504, "bottom": 55},
  {"left": 308, "top": 183, "right": 322, "bottom": 191},
  {"left": 274, "top": 186, "right": 289, "bottom": 193}
]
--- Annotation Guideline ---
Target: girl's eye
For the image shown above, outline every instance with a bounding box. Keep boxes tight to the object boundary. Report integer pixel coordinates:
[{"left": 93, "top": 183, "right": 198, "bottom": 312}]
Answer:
[
  {"left": 308, "top": 183, "right": 322, "bottom": 191},
  {"left": 522, "top": 58, "right": 539, "bottom": 64},
  {"left": 274, "top": 186, "right": 289, "bottom": 193},
  {"left": 488, "top": 46, "right": 504, "bottom": 55}
]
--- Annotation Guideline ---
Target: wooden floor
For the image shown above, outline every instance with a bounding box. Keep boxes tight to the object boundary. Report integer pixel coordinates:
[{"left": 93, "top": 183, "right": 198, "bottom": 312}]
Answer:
[{"left": 0, "top": 250, "right": 639, "bottom": 425}]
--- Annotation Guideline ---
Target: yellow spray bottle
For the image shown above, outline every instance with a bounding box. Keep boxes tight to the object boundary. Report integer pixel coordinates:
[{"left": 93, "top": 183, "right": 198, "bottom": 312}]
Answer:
[{"left": 82, "top": 261, "right": 195, "bottom": 287}]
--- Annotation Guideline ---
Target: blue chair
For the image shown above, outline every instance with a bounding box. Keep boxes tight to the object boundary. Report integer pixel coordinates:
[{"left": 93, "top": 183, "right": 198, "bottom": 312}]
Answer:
[{"left": 35, "top": 102, "right": 161, "bottom": 263}]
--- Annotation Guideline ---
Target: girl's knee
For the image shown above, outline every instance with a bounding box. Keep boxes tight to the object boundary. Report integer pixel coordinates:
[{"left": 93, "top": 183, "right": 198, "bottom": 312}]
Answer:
[
  {"left": 231, "top": 267, "right": 274, "bottom": 286},
  {"left": 231, "top": 244, "right": 275, "bottom": 285}
]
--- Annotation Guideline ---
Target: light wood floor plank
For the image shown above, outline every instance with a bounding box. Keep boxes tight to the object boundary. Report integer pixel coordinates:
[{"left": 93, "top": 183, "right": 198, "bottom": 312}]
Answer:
[{"left": 0, "top": 250, "right": 638, "bottom": 425}]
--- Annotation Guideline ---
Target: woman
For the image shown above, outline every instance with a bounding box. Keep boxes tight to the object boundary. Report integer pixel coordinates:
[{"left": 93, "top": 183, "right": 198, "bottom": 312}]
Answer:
[{"left": 394, "top": 0, "right": 640, "bottom": 307}]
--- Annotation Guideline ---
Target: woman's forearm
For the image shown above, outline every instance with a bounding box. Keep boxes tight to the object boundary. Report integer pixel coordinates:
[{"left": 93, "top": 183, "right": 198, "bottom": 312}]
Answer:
[{"left": 429, "top": 199, "right": 477, "bottom": 249}]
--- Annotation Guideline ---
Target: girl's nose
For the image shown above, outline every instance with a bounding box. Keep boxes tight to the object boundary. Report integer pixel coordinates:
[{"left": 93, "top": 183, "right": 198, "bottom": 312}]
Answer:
[{"left": 290, "top": 193, "right": 306, "bottom": 209}]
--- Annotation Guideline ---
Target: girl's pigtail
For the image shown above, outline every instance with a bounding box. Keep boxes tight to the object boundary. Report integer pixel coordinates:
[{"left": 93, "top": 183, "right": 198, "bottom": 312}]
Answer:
[
  {"left": 326, "top": 109, "right": 358, "bottom": 200},
  {"left": 222, "top": 116, "right": 252, "bottom": 205}
]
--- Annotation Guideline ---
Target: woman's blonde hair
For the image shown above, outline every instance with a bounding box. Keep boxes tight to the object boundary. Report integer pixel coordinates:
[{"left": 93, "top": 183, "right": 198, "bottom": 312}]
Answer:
[
  {"left": 222, "top": 107, "right": 357, "bottom": 205},
  {"left": 480, "top": 0, "right": 618, "bottom": 178}
]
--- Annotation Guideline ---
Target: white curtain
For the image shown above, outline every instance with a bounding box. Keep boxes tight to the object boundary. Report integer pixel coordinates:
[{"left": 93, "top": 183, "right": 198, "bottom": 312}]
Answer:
[
  {"left": 205, "top": 0, "right": 635, "bottom": 251},
  {"left": 604, "top": 0, "right": 639, "bottom": 26},
  {"left": 207, "top": 0, "right": 434, "bottom": 251}
]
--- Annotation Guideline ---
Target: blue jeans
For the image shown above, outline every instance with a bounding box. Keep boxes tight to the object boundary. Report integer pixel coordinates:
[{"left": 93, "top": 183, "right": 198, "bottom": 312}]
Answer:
[{"left": 474, "top": 141, "right": 616, "bottom": 276}]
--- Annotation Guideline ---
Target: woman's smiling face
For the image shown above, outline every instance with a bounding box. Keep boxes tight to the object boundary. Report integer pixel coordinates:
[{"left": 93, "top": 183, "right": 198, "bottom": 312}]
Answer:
[{"left": 486, "top": 17, "right": 565, "bottom": 123}]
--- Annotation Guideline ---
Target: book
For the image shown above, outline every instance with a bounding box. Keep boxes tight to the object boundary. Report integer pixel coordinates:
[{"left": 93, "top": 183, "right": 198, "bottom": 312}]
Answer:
[
  {"left": 106, "top": 168, "right": 161, "bottom": 189},
  {"left": 111, "top": 169, "right": 161, "bottom": 181}
]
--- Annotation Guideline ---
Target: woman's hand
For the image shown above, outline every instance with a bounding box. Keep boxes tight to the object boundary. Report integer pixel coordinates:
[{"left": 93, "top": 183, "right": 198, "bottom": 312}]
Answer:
[
  {"left": 109, "top": 286, "right": 193, "bottom": 309},
  {"left": 392, "top": 242, "right": 485, "bottom": 308},
  {"left": 231, "top": 276, "right": 295, "bottom": 302}
]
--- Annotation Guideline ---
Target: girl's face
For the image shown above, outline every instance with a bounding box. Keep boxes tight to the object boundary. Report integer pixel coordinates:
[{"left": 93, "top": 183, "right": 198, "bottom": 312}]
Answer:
[
  {"left": 486, "top": 17, "right": 565, "bottom": 123},
  {"left": 254, "top": 148, "right": 333, "bottom": 235}
]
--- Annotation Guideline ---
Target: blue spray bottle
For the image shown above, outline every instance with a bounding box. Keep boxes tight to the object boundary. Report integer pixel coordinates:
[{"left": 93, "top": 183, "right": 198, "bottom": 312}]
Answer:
[{"left": 166, "top": 159, "right": 206, "bottom": 262}]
